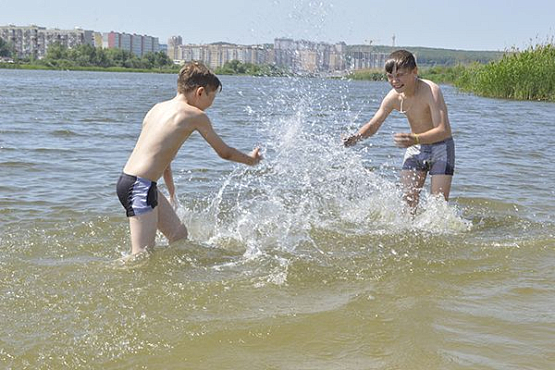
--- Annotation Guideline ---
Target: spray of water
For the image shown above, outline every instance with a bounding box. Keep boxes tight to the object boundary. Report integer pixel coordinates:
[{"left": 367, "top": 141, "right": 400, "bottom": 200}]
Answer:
[{"left": 176, "top": 79, "right": 470, "bottom": 261}]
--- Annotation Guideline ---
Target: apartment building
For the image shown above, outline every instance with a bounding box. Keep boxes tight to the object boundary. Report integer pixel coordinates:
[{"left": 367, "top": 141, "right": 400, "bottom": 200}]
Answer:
[
  {"left": 273, "top": 38, "right": 389, "bottom": 72},
  {"left": 345, "top": 45, "right": 389, "bottom": 70},
  {"left": 166, "top": 36, "right": 388, "bottom": 74},
  {"left": 167, "top": 36, "right": 182, "bottom": 60},
  {"left": 273, "top": 38, "right": 347, "bottom": 73},
  {"left": 0, "top": 24, "right": 94, "bottom": 59},
  {"left": 168, "top": 37, "right": 270, "bottom": 69},
  {"left": 102, "top": 31, "right": 159, "bottom": 57}
]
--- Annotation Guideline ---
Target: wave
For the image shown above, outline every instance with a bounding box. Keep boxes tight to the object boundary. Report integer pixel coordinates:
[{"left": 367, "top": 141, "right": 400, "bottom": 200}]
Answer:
[
  {"left": 33, "top": 147, "right": 78, "bottom": 154},
  {"left": 0, "top": 160, "right": 38, "bottom": 169},
  {"left": 51, "top": 129, "right": 81, "bottom": 137}
]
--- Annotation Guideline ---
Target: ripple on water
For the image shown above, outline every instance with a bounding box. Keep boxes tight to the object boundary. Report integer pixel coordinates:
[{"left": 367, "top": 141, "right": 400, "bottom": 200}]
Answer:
[{"left": 2, "top": 72, "right": 555, "bottom": 369}]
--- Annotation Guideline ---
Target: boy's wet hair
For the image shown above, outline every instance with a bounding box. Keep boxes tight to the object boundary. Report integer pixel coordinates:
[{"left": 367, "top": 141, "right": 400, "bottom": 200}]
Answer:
[
  {"left": 385, "top": 50, "right": 417, "bottom": 73},
  {"left": 177, "top": 61, "right": 222, "bottom": 94}
]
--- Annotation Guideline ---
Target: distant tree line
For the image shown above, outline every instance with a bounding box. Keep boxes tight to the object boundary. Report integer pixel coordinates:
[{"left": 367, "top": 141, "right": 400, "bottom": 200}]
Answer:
[
  {"left": 0, "top": 41, "right": 177, "bottom": 71},
  {"left": 215, "top": 59, "right": 288, "bottom": 76},
  {"left": 349, "top": 42, "right": 555, "bottom": 102},
  {"left": 0, "top": 38, "right": 14, "bottom": 57},
  {"left": 42, "top": 43, "right": 175, "bottom": 70},
  {"left": 354, "top": 45, "right": 505, "bottom": 67},
  {"left": 455, "top": 42, "right": 555, "bottom": 101}
]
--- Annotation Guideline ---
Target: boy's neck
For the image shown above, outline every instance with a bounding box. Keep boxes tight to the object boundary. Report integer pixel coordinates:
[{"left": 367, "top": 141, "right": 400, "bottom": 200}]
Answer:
[
  {"left": 176, "top": 93, "right": 204, "bottom": 110},
  {"left": 403, "top": 77, "right": 420, "bottom": 97}
]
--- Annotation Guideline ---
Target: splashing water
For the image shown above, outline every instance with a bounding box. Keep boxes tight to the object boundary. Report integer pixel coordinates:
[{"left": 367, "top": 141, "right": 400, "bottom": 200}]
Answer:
[{"left": 176, "top": 79, "right": 471, "bottom": 259}]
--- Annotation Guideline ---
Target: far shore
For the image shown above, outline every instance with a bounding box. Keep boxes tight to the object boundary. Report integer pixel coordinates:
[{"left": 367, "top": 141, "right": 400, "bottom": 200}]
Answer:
[
  {"left": 3, "top": 42, "right": 553, "bottom": 102},
  {"left": 0, "top": 62, "right": 179, "bottom": 74}
]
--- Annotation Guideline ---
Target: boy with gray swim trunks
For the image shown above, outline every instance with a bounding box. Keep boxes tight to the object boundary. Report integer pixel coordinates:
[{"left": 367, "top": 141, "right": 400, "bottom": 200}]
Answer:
[
  {"left": 402, "top": 138, "right": 455, "bottom": 176},
  {"left": 343, "top": 50, "right": 455, "bottom": 209}
]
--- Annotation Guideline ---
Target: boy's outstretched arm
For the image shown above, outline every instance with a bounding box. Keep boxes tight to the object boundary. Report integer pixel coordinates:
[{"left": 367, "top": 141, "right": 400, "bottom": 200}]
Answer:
[
  {"left": 196, "top": 114, "right": 262, "bottom": 166},
  {"left": 343, "top": 96, "right": 393, "bottom": 147}
]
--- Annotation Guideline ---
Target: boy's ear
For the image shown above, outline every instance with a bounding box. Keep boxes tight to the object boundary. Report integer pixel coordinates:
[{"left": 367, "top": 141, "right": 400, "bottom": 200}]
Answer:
[{"left": 196, "top": 86, "right": 205, "bottom": 97}]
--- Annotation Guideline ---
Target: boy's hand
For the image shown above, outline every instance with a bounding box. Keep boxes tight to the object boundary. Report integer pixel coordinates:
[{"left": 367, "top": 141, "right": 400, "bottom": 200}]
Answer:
[
  {"left": 249, "top": 147, "right": 263, "bottom": 165},
  {"left": 394, "top": 133, "right": 417, "bottom": 148},
  {"left": 343, "top": 133, "right": 361, "bottom": 147}
]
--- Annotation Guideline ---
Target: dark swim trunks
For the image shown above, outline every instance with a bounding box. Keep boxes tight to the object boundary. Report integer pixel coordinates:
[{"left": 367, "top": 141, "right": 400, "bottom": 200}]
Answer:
[
  {"left": 116, "top": 173, "right": 158, "bottom": 217},
  {"left": 402, "top": 137, "right": 455, "bottom": 175}
]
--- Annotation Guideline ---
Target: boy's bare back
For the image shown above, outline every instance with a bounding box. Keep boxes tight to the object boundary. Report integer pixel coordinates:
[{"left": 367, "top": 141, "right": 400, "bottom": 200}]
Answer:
[
  {"left": 123, "top": 96, "right": 204, "bottom": 182},
  {"left": 116, "top": 61, "right": 261, "bottom": 255}
]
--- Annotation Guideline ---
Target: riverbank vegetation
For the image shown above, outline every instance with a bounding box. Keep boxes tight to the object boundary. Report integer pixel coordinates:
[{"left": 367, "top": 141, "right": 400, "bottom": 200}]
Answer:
[
  {"left": 0, "top": 42, "right": 178, "bottom": 72},
  {"left": 1, "top": 43, "right": 287, "bottom": 76},
  {"left": 346, "top": 65, "right": 468, "bottom": 84},
  {"left": 2, "top": 40, "right": 553, "bottom": 101},
  {"left": 350, "top": 45, "right": 503, "bottom": 66},
  {"left": 348, "top": 42, "right": 555, "bottom": 102},
  {"left": 0, "top": 38, "right": 13, "bottom": 57},
  {"left": 455, "top": 42, "right": 555, "bottom": 101},
  {"left": 214, "top": 60, "right": 288, "bottom": 76}
]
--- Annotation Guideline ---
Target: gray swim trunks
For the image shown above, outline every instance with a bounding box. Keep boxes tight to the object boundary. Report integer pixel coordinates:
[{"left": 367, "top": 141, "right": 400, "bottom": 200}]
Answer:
[
  {"left": 402, "top": 137, "right": 455, "bottom": 175},
  {"left": 116, "top": 173, "right": 158, "bottom": 217}
]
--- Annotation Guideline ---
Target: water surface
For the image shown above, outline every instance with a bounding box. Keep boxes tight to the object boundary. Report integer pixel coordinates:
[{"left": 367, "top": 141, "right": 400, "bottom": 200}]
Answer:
[{"left": 1, "top": 69, "right": 554, "bottom": 369}]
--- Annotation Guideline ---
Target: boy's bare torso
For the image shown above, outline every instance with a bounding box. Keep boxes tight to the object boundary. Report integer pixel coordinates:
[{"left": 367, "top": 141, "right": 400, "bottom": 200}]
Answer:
[
  {"left": 123, "top": 97, "right": 201, "bottom": 181},
  {"left": 387, "top": 78, "right": 452, "bottom": 138}
]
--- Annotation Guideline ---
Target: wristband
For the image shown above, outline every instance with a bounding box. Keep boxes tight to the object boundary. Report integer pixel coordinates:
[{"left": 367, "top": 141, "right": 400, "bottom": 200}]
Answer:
[{"left": 414, "top": 134, "right": 420, "bottom": 145}]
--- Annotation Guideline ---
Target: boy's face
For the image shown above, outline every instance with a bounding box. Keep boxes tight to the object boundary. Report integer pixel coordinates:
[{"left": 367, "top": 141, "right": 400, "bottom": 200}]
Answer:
[{"left": 386, "top": 67, "right": 417, "bottom": 92}]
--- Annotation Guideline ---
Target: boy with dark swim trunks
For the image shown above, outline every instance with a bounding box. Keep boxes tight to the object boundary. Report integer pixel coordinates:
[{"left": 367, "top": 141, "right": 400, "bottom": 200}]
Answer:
[
  {"left": 117, "top": 62, "right": 262, "bottom": 255},
  {"left": 343, "top": 49, "right": 455, "bottom": 209}
]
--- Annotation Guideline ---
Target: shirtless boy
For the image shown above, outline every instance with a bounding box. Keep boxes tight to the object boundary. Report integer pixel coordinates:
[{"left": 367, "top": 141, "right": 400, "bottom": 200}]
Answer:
[
  {"left": 117, "top": 62, "right": 262, "bottom": 255},
  {"left": 343, "top": 50, "right": 454, "bottom": 209}
]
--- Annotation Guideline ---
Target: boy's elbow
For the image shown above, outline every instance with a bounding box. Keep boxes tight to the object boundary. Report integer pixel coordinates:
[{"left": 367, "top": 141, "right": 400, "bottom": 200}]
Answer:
[{"left": 217, "top": 147, "right": 233, "bottom": 160}]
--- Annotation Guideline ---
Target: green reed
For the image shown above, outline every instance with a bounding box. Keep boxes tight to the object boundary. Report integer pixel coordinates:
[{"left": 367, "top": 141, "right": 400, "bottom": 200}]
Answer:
[
  {"left": 347, "top": 43, "right": 555, "bottom": 102},
  {"left": 418, "top": 65, "right": 468, "bottom": 84},
  {"left": 455, "top": 43, "right": 555, "bottom": 101},
  {"left": 346, "top": 69, "right": 386, "bottom": 81}
]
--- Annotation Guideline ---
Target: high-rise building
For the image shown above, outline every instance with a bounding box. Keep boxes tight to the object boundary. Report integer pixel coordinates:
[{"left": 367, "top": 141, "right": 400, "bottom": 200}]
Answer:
[
  {"left": 169, "top": 40, "right": 271, "bottom": 69},
  {"left": 273, "top": 38, "right": 349, "bottom": 73},
  {"left": 102, "top": 31, "right": 159, "bottom": 57},
  {"left": 0, "top": 24, "right": 94, "bottom": 59},
  {"left": 345, "top": 45, "right": 388, "bottom": 70},
  {"left": 167, "top": 36, "right": 182, "bottom": 61}
]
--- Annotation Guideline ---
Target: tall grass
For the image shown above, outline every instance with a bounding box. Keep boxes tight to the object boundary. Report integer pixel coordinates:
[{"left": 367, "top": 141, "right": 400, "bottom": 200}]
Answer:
[
  {"left": 347, "top": 42, "right": 555, "bottom": 102},
  {"left": 455, "top": 42, "right": 555, "bottom": 101},
  {"left": 346, "top": 69, "right": 385, "bottom": 81},
  {"left": 419, "top": 65, "right": 467, "bottom": 84}
]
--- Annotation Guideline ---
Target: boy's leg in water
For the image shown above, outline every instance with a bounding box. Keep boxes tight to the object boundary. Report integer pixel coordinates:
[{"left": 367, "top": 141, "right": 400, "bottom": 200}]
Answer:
[
  {"left": 156, "top": 190, "right": 188, "bottom": 244},
  {"left": 128, "top": 210, "right": 158, "bottom": 255},
  {"left": 431, "top": 175, "right": 453, "bottom": 201},
  {"left": 400, "top": 170, "right": 427, "bottom": 209}
]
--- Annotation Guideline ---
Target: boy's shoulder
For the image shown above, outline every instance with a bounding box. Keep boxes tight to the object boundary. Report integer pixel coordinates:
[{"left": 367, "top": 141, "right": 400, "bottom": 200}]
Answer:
[
  {"left": 146, "top": 98, "right": 208, "bottom": 128},
  {"left": 383, "top": 88, "right": 402, "bottom": 104},
  {"left": 418, "top": 79, "right": 446, "bottom": 103},
  {"left": 420, "top": 78, "right": 442, "bottom": 92},
  {"left": 164, "top": 97, "right": 206, "bottom": 118},
  {"left": 173, "top": 102, "right": 212, "bottom": 131}
]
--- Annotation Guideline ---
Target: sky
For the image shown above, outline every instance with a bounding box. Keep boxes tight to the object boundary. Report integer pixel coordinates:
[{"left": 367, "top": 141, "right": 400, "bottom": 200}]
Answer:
[{"left": 1, "top": 0, "right": 554, "bottom": 51}]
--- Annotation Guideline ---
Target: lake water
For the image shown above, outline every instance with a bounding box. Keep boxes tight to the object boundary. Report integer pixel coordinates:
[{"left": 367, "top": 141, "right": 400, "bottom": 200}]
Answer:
[{"left": 1, "top": 69, "right": 554, "bottom": 369}]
